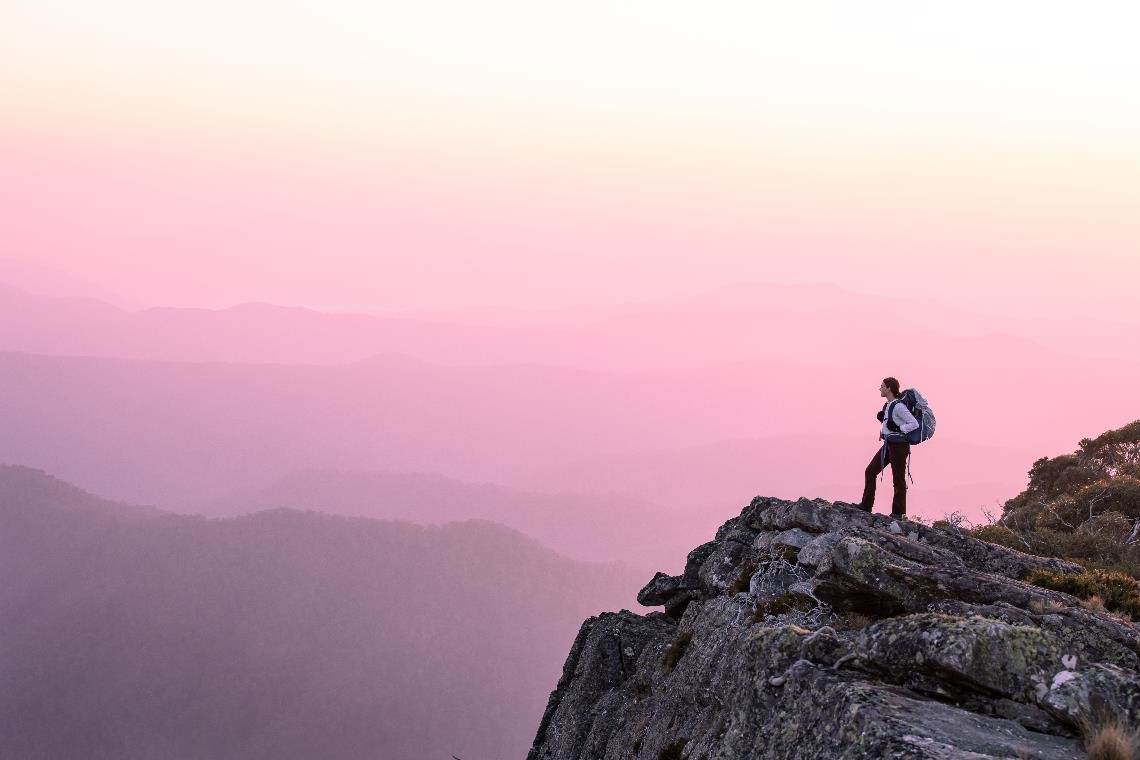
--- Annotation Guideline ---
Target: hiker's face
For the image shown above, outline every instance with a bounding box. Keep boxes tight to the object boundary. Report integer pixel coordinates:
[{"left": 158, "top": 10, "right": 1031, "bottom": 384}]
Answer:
[{"left": 879, "top": 382, "right": 889, "bottom": 398}]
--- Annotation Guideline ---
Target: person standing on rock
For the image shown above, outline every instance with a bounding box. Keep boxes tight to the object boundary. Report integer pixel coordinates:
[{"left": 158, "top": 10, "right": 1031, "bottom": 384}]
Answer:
[{"left": 858, "top": 376, "right": 919, "bottom": 519}]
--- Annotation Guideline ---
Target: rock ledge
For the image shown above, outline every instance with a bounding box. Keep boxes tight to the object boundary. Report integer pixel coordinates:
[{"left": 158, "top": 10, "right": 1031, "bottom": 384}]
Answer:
[{"left": 529, "top": 497, "right": 1140, "bottom": 760}]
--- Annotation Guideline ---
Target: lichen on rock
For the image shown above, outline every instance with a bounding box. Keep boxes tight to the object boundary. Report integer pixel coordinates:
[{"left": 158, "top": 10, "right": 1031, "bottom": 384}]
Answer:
[{"left": 530, "top": 496, "right": 1140, "bottom": 760}]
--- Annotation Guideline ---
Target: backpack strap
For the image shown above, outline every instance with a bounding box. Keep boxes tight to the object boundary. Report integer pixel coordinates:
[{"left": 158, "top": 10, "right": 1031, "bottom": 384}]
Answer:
[{"left": 886, "top": 399, "right": 901, "bottom": 433}]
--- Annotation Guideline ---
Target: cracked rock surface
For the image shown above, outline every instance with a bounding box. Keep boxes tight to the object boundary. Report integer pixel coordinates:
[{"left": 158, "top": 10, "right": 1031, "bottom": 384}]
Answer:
[{"left": 529, "top": 497, "right": 1140, "bottom": 760}]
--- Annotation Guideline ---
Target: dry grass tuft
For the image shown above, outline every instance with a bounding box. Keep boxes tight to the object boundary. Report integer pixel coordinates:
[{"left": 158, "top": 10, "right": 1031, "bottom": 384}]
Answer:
[
  {"left": 1081, "top": 715, "right": 1140, "bottom": 760},
  {"left": 1081, "top": 594, "right": 1107, "bottom": 612},
  {"left": 1027, "top": 597, "right": 1065, "bottom": 614},
  {"left": 844, "top": 612, "right": 876, "bottom": 630}
]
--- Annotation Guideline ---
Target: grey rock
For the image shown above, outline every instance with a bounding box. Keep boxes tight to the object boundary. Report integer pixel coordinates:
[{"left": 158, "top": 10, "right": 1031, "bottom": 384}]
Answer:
[
  {"left": 1038, "top": 663, "right": 1140, "bottom": 728},
  {"left": 748, "top": 558, "right": 809, "bottom": 601},
  {"left": 771, "top": 527, "right": 814, "bottom": 550},
  {"left": 531, "top": 496, "right": 1140, "bottom": 760},
  {"left": 815, "top": 535, "right": 1077, "bottom": 617},
  {"left": 636, "top": 571, "right": 681, "bottom": 607},
  {"left": 848, "top": 524, "right": 966, "bottom": 568},
  {"left": 797, "top": 531, "right": 843, "bottom": 570},
  {"left": 528, "top": 610, "right": 675, "bottom": 760},
  {"left": 993, "top": 697, "right": 1062, "bottom": 734},
  {"left": 918, "top": 523, "right": 1085, "bottom": 579},
  {"left": 696, "top": 539, "right": 757, "bottom": 596},
  {"left": 930, "top": 600, "right": 1140, "bottom": 670},
  {"left": 853, "top": 614, "right": 1062, "bottom": 703}
]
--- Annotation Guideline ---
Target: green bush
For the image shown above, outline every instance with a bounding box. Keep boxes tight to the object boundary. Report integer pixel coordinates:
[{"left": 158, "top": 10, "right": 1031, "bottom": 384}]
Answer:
[
  {"left": 972, "top": 513, "right": 1140, "bottom": 572},
  {"left": 970, "top": 524, "right": 1024, "bottom": 550},
  {"left": 1001, "top": 421, "right": 1140, "bottom": 530},
  {"left": 1026, "top": 569, "right": 1140, "bottom": 619},
  {"left": 976, "top": 421, "right": 1140, "bottom": 583}
]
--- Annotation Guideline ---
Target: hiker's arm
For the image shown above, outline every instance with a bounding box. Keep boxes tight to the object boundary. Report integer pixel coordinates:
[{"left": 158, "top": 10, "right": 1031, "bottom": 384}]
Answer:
[{"left": 894, "top": 405, "right": 920, "bottom": 434}]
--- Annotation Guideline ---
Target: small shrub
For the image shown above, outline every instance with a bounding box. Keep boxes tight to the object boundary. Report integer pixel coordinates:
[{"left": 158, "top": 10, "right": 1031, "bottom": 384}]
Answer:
[
  {"left": 662, "top": 631, "right": 693, "bottom": 672},
  {"left": 1082, "top": 555, "right": 1140, "bottom": 579},
  {"left": 1081, "top": 511, "right": 1134, "bottom": 541},
  {"left": 933, "top": 511, "right": 972, "bottom": 531},
  {"left": 1026, "top": 569, "right": 1140, "bottom": 619},
  {"left": 1081, "top": 594, "right": 1107, "bottom": 612},
  {"left": 970, "top": 524, "right": 1024, "bottom": 550}
]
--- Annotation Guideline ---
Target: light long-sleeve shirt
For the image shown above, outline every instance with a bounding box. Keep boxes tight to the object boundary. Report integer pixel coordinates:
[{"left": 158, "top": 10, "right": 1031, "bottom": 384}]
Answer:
[{"left": 881, "top": 400, "right": 920, "bottom": 439}]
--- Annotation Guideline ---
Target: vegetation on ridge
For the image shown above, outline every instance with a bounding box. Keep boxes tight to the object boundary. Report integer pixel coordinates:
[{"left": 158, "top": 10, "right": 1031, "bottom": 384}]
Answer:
[{"left": 967, "top": 420, "right": 1140, "bottom": 617}]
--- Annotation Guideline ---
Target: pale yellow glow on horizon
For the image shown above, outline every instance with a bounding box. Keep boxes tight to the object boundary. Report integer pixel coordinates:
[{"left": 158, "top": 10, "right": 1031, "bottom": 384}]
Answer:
[
  {"left": 2, "top": 1, "right": 1138, "bottom": 318},
  {"left": 4, "top": 1, "right": 1140, "bottom": 130}
]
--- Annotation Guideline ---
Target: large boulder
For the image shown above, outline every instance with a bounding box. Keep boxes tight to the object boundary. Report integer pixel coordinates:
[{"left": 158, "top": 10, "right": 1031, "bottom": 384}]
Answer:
[{"left": 531, "top": 496, "right": 1140, "bottom": 760}]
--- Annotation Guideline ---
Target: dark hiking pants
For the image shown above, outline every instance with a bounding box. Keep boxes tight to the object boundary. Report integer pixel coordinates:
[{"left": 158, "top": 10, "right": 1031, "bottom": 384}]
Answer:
[{"left": 860, "top": 442, "right": 910, "bottom": 517}]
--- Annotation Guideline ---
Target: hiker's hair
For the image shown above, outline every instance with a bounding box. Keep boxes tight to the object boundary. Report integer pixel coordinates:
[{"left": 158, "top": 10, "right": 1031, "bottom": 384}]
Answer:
[{"left": 883, "top": 377, "right": 901, "bottom": 397}]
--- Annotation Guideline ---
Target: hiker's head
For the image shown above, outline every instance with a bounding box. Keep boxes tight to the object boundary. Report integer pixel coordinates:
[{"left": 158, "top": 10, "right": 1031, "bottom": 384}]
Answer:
[{"left": 880, "top": 377, "right": 901, "bottom": 400}]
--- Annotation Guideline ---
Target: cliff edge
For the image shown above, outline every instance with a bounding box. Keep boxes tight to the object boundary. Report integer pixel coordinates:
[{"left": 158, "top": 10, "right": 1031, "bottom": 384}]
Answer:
[{"left": 529, "top": 496, "right": 1140, "bottom": 760}]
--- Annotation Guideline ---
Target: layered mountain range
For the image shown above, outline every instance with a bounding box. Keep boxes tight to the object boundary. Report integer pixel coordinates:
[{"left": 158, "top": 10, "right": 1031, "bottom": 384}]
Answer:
[
  {"left": 8, "top": 276, "right": 1135, "bottom": 537},
  {"left": 4, "top": 270, "right": 1140, "bottom": 758},
  {"left": 0, "top": 466, "right": 641, "bottom": 760}
]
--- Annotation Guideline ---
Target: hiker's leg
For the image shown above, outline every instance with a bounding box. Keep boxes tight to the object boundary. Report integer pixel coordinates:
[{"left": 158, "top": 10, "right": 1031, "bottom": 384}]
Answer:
[
  {"left": 860, "top": 445, "right": 887, "bottom": 511},
  {"left": 889, "top": 443, "right": 910, "bottom": 517}
]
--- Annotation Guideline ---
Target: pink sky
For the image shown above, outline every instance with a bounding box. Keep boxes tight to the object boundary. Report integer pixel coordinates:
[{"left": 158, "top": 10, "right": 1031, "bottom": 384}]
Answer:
[
  {"left": 0, "top": 1, "right": 1138, "bottom": 536},
  {"left": 2, "top": 2, "right": 1139, "bottom": 321},
  {"left": 6, "top": 7, "right": 1140, "bottom": 757}
]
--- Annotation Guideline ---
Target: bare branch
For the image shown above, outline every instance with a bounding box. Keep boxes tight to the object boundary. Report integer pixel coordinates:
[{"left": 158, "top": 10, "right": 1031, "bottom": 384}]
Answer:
[
  {"left": 940, "top": 510, "right": 974, "bottom": 530},
  {"left": 1086, "top": 488, "right": 1111, "bottom": 521},
  {"left": 1039, "top": 498, "right": 1076, "bottom": 531},
  {"left": 1125, "top": 518, "right": 1140, "bottom": 547},
  {"left": 1004, "top": 513, "right": 1034, "bottom": 551}
]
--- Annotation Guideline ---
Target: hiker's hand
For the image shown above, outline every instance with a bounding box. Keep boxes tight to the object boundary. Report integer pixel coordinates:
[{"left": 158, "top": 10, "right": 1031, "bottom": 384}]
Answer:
[{"left": 876, "top": 410, "right": 885, "bottom": 422}]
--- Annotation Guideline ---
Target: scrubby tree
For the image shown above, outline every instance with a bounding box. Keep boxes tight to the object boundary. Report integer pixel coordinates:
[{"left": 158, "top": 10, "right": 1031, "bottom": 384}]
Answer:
[
  {"left": 974, "top": 420, "right": 1140, "bottom": 580},
  {"left": 1001, "top": 421, "right": 1140, "bottom": 529}
]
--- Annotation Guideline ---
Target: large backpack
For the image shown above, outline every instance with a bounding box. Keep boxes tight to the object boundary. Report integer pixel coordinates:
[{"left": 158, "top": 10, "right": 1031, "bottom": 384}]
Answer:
[{"left": 885, "top": 389, "right": 936, "bottom": 445}]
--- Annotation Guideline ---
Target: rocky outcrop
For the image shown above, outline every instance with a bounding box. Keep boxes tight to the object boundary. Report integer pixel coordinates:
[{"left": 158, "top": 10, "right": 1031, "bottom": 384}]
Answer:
[{"left": 530, "top": 497, "right": 1140, "bottom": 760}]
